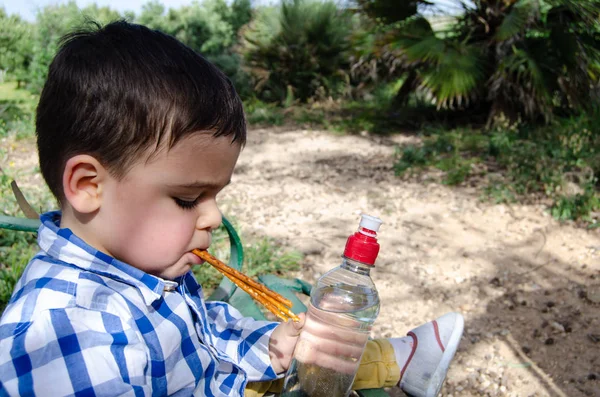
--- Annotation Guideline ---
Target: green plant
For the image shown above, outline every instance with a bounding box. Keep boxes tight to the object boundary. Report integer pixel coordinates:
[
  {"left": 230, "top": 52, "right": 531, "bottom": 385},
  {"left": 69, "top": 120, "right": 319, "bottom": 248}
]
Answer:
[
  {"left": 244, "top": 238, "right": 302, "bottom": 278},
  {"left": 242, "top": 0, "right": 353, "bottom": 103},
  {"left": 292, "top": 108, "right": 326, "bottom": 126},
  {"left": 483, "top": 183, "right": 517, "bottom": 204},
  {"left": 392, "top": 112, "right": 600, "bottom": 222},
  {"left": 354, "top": 0, "right": 600, "bottom": 123},
  {"left": 243, "top": 98, "right": 285, "bottom": 125},
  {"left": 0, "top": 82, "right": 38, "bottom": 139},
  {"left": 436, "top": 156, "right": 472, "bottom": 185},
  {"left": 394, "top": 145, "right": 429, "bottom": 175},
  {"left": 551, "top": 184, "right": 600, "bottom": 222},
  {"left": 0, "top": 230, "right": 37, "bottom": 311}
]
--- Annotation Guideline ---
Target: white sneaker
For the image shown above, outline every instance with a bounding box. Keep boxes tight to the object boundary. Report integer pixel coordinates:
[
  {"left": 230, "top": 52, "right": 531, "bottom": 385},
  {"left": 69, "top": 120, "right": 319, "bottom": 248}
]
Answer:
[{"left": 399, "top": 312, "right": 464, "bottom": 397}]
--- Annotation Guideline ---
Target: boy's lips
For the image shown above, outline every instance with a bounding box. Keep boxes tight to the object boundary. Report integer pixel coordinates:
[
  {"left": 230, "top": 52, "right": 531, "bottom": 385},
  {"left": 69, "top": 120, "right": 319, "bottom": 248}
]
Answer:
[{"left": 184, "top": 251, "right": 205, "bottom": 266}]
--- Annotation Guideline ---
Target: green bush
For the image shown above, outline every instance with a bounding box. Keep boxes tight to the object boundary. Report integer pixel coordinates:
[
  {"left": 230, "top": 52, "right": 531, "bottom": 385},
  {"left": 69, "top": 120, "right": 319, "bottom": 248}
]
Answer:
[
  {"left": 0, "top": 230, "right": 37, "bottom": 311},
  {"left": 242, "top": 0, "right": 352, "bottom": 103},
  {"left": 551, "top": 184, "right": 600, "bottom": 223}
]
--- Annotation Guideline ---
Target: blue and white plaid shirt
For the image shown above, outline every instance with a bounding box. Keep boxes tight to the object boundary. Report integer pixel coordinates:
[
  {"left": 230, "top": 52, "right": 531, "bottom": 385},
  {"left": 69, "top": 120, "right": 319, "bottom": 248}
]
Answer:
[{"left": 0, "top": 211, "right": 279, "bottom": 396}]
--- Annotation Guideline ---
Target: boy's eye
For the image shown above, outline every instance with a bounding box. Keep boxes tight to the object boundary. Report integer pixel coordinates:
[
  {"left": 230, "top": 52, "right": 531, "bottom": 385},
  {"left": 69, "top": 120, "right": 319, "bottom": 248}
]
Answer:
[{"left": 174, "top": 197, "right": 200, "bottom": 210}]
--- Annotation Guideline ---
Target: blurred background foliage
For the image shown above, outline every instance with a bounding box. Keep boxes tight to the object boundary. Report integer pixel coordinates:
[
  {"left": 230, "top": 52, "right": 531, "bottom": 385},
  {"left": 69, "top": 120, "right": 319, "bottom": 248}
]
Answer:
[{"left": 0, "top": 0, "right": 599, "bottom": 225}]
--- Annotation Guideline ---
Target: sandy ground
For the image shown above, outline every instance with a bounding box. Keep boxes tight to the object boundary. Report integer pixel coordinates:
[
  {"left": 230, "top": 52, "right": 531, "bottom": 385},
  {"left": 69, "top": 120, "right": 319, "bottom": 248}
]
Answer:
[{"left": 3, "top": 127, "right": 599, "bottom": 396}]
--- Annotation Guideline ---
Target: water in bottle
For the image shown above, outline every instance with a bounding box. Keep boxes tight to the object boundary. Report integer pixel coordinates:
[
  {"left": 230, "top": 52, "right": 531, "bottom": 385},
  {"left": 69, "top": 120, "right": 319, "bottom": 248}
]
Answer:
[{"left": 282, "top": 214, "right": 383, "bottom": 397}]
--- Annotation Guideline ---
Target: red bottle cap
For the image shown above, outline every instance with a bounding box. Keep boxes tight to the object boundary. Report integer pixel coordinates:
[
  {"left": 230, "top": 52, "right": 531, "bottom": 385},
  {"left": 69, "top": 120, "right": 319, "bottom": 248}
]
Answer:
[{"left": 343, "top": 214, "right": 382, "bottom": 266}]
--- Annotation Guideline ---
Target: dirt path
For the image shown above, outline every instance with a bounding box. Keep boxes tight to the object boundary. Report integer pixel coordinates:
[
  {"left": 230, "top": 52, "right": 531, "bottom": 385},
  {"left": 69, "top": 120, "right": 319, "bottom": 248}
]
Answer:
[
  {"left": 3, "top": 127, "right": 599, "bottom": 396},
  {"left": 219, "top": 127, "right": 600, "bottom": 397}
]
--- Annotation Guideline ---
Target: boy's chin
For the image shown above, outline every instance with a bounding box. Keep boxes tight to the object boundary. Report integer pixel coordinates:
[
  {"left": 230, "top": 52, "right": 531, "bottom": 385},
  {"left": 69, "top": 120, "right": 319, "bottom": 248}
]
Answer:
[
  {"left": 155, "top": 264, "right": 192, "bottom": 280},
  {"left": 159, "top": 252, "right": 206, "bottom": 280}
]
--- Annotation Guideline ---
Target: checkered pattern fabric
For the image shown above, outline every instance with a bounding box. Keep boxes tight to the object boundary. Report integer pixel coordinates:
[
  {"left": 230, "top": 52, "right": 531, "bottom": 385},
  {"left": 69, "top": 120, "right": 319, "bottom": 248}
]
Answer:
[{"left": 0, "top": 211, "right": 279, "bottom": 396}]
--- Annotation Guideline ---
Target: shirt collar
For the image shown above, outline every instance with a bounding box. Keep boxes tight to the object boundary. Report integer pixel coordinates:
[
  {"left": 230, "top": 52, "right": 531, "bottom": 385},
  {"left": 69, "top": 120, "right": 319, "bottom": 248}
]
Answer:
[{"left": 37, "top": 210, "right": 175, "bottom": 305}]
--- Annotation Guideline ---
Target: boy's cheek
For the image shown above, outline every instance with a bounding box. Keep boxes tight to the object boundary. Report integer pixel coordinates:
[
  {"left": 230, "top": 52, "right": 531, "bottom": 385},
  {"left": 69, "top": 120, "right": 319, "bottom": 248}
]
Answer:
[{"left": 109, "top": 218, "right": 193, "bottom": 267}]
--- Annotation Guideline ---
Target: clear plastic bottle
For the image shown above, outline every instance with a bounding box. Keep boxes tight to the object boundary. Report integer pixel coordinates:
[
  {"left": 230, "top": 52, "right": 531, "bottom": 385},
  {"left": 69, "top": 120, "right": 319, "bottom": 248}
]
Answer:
[{"left": 282, "top": 214, "right": 383, "bottom": 397}]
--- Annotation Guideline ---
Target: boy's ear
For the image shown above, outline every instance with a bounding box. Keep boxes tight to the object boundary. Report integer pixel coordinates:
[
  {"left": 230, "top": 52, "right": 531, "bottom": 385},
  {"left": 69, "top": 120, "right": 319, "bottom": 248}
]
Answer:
[{"left": 62, "top": 155, "right": 108, "bottom": 214}]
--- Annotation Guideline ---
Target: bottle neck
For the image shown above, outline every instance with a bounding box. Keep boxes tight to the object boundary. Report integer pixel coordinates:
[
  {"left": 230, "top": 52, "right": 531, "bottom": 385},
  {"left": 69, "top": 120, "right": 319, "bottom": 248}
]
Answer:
[{"left": 341, "top": 257, "right": 373, "bottom": 276}]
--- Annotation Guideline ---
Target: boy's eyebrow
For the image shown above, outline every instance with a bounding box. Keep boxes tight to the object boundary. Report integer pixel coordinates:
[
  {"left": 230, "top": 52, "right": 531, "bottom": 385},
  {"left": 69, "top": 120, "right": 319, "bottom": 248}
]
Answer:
[{"left": 169, "top": 180, "right": 231, "bottom": 189}]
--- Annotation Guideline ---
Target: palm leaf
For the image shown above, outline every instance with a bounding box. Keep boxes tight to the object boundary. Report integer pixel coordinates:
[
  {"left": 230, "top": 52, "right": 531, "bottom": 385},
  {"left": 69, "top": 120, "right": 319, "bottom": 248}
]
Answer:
[
  {"left": 495, "top": 0, "right": 539, "bottom": 42},
  {"left": 418, "top": 42, "right": 485, "bottom": 108},
  {"left": 489, "top": 43, "right": 555, "bottom": 118},
  {"left": 388, "top": 16, "right": 485, "bottom": 108}
]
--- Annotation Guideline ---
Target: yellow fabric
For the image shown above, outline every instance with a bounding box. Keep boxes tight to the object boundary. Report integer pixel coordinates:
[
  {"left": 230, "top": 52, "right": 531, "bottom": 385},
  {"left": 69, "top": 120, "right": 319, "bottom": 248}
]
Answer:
[
  {"left": 245, "top": 378, "right": 285, "bottom": 397},
  {"left": 353, "top": 339, "right": 401, "bottom": 390},
  {"left": 244, "top": 339, "right": 400, "bottom": 396}
]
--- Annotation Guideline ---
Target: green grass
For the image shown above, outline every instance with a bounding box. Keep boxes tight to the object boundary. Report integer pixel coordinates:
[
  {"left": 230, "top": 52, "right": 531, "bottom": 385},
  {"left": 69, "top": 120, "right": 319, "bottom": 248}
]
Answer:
[
  {"left": 393, "top": 114, "right": 600, "bottom": 223},
  {"left": 242, "top": 81, "right": 407, "bottom": 134}
]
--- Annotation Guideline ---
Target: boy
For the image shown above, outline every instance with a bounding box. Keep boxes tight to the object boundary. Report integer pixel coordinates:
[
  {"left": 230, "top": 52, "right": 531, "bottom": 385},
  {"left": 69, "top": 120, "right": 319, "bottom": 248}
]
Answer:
[{"left": 0, "top": 21, "right": 463, "bottom": 396}]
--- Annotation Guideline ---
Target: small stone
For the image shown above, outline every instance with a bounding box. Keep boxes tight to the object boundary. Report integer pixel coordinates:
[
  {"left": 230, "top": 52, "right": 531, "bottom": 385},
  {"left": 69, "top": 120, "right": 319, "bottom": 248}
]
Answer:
[
  {"left": 551, "top": 321, "right": 566, "bottom": 333},
  {"left": 588, "top": 334, "right": 600, "bottom": 343},
  {"left": 588, "top": 373, "right": 598, "bottom": 380},
  {"left": 295, "top": 240, "right": 324, "bottom": 255},
  {"left": 586, "top": 288, "right": 600, "bottom": 303},
  {"left": 545, "top": 337, "right": 555, "bottom": 345}
]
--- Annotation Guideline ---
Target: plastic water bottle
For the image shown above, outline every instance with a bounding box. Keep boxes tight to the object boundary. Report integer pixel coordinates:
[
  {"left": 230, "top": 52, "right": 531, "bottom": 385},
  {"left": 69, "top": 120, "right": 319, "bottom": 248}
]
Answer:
[{"left": 282, "top": 214, "right": 382, "bottom": 397}]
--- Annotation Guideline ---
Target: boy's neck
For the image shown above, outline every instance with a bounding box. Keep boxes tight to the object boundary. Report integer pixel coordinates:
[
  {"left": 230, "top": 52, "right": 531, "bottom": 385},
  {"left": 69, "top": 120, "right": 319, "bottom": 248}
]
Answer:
[{"left": 60, "top": 205, "right": 106, "bottom": 255}]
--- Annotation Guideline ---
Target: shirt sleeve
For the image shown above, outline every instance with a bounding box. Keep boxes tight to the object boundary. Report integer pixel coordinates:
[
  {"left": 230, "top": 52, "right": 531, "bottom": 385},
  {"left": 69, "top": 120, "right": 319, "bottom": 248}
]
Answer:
[
  {"left": 204, "top": 301, "right": 280, "bottom": 382},
  {"left": 0, "top": 307, "right": 150, "bottom": 396}
]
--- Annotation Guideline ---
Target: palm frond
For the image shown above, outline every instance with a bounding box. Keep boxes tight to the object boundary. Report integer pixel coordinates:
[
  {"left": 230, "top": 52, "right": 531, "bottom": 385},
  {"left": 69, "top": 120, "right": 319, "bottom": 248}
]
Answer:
[
  {"left": 418, "top": 42, "right": 485, "bottom": 108},
  {"left": 549, "top": 0, "right": 600, "bottom": 26},
  {"left": 495, "top": 0, "right": 539, "bottom": 42},
  {"left": 489, "top": 44, "right": 555, "bottom": 119}
]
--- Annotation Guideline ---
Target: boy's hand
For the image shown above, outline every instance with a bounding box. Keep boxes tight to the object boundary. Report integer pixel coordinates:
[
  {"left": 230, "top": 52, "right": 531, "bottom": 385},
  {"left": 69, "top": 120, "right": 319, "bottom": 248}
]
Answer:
[{"left": 268, "top": 313, "right": 305, "bottom": 374}]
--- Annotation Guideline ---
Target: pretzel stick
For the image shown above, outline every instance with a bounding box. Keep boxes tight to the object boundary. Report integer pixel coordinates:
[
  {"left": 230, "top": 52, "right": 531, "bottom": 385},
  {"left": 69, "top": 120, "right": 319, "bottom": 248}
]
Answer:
[
  {"left": 192, "top": 249, "right": 293, "bottom": 307},
  {"left": 192, "top": 249, "right": 300, "bottom": 322},
  {"left": 220, "top": 271, "right": 291, "bottom": 322}
]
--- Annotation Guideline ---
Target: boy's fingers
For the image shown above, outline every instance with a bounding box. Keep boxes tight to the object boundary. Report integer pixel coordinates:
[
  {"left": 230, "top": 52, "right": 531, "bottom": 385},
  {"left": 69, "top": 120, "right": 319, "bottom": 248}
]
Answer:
[
  {"left": 283, "top": 313, "right": 304, "bottom": 336},
  {"left": 292, "top": 313, "right": 305, "bottom": 330}
]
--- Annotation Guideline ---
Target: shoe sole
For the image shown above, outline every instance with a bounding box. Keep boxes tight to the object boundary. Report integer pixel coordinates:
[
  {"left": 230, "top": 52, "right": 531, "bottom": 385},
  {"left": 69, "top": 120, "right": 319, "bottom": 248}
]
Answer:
[{"left": 425, "top": 314, "right": 464, "bottom": 397}]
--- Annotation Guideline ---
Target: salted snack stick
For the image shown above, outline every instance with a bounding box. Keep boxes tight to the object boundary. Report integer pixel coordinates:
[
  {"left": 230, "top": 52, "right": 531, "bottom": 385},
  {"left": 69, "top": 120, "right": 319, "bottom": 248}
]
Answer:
[
  {"left": 192, "top": 249, "right": 293, "bottom": 307},
  {"left": 192, "top": 249, "right": 300, "bottom": 322}
]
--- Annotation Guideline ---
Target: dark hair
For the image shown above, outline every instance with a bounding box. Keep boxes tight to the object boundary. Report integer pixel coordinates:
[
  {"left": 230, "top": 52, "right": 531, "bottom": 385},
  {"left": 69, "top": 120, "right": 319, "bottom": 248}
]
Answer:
[{"left": 36, "top": 20, "right": 246, "bottom": 203}]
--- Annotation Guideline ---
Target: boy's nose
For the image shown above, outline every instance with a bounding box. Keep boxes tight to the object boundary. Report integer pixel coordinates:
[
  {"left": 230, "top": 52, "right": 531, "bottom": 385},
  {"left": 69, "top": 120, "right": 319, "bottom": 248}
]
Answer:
[{"left": 196, "top": 200, "right": 222, "bottom": 232}]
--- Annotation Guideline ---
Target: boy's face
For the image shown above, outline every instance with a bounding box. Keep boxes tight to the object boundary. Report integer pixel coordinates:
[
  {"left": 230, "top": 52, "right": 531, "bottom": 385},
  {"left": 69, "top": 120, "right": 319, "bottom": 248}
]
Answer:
[{"left": 92, "top": 134, "right": 241, "bottom": 280}]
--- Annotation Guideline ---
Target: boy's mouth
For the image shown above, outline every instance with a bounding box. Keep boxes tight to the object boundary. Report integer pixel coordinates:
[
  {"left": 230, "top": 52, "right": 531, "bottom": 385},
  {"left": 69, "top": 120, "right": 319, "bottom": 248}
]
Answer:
[{"left": 184, "top": 251, "right": 205, "bottom": 266}]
